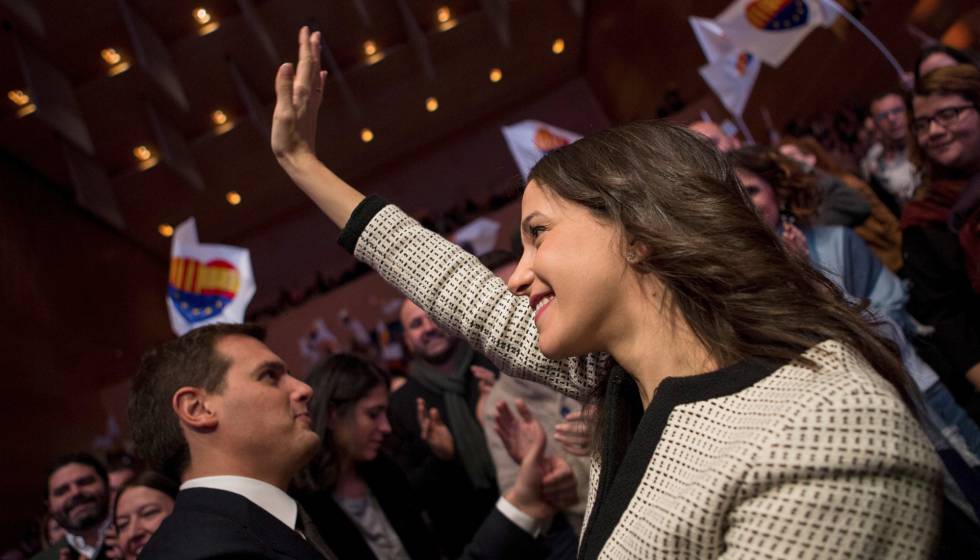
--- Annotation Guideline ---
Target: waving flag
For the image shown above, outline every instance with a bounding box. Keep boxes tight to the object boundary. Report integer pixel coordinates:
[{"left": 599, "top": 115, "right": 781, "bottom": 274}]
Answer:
[
  {"left": 700, "top": 50, "right": 762, "bottom": 117},
  {"left": 715, "top": 0, "right": 825, "bottom": 67},
  {"left": 501, "top": 120, "right": 582, "bottom": 180},
  {"left": 166, "top": 218, "right": 255, "bottom": 335},
  {"left": 689, "top": 16, "right": 735, "bottom": 64}
]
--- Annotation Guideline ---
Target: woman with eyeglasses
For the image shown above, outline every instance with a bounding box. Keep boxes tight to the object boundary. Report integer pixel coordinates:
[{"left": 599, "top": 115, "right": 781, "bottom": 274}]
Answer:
[{"left": 904, "top": 64, "right": 980, "bottom": 401}]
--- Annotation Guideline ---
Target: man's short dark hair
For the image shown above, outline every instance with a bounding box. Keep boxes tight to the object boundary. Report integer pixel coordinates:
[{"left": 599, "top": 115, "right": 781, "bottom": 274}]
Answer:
[
  {"left": 46, "top": 452, "right": 108, "bottom": 496},
  {"left": 869, "top": 89, "right": 905, "bottom": 110},
  {"left": 129, "top": 323, "right": 265, "bottom": 481}
]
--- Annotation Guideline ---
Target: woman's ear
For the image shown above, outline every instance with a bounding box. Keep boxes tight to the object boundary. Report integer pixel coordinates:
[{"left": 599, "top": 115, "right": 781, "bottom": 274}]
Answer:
[{"left": 173, "top": 387, "right": 219, "bottom": 432}]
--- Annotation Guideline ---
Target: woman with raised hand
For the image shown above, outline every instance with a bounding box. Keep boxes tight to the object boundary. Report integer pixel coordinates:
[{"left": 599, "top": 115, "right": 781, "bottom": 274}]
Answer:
[{"left": 272, "top": 27, "right": 941, "bottom": 559}]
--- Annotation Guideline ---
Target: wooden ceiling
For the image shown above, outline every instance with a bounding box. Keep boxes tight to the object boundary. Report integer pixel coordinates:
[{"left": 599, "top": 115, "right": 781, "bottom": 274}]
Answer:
[{"left": 0, "top": 0, "right": 584, "bottom": 257}]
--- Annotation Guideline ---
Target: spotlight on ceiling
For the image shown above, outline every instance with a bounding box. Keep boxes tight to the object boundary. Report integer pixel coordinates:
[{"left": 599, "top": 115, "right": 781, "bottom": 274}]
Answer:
[
  {"left": 360, "top": 128, "right": 374, "bottom": 143},
  {"left": 425, "top": 97, "right": 439, "bottom": 112},
  {"left": 194, "top": 7, "right": 219, "bottom": 35},
  {"left": 489, "top": 68, "right": 503, "bottom": 83},
  {"left": 158, "top": 224, "right": 174, "bottom": 237},
  {"left": 226, "top": 191, "right": 242, "bottom": 206},
  {"left": 552, "top": 38, "right": 565, "bottom": 54}
]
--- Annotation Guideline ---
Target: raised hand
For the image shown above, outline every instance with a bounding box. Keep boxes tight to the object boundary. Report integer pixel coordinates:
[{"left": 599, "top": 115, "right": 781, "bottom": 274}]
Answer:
[
  {"left": 471, "top": 365, "right": 496, "bottom": 426},
  {"left": 272, "top": 26, "right": 327, "bottom": 165},
  {"left": 416, "top": 398, "right": 455, "bottom": 460}
]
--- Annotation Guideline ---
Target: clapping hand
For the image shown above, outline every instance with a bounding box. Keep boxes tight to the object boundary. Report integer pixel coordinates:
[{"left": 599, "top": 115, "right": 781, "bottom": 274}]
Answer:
[
  {"left": 496, "top": 400, "right": 556, "bottom": 520},
  {"left": 554, "top": 408, "right": 591, "bottom": 457},
  {"left": 416, "top": 398, "right": 455, "bottom": 460}
]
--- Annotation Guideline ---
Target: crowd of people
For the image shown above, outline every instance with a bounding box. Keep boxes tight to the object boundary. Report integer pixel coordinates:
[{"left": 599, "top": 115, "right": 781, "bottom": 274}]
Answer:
[{"left": 9, "top": 29, "right": 980, "bottom": 560}]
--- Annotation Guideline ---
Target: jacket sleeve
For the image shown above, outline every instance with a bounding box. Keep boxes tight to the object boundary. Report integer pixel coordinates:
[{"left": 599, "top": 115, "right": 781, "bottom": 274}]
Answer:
[
  {"left": 339, "top": 197, "right": 611, "bottom": 399},
  {"left": 720, "top": 388, "right": 942, "bottom": 559},
  {"left": 458, "top": 508, "right": 547, "bottom": 560}
]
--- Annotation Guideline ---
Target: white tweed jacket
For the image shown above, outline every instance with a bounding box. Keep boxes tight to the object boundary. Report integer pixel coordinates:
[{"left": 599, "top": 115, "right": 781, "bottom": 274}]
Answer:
[{"left": 340, "top": 199, "right": 943, "bottom": 559}]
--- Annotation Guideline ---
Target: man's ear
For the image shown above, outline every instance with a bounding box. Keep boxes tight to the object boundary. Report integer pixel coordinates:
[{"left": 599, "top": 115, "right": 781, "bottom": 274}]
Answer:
[{"left": 172, "top": 387, "right": 219, "bottom": 431}]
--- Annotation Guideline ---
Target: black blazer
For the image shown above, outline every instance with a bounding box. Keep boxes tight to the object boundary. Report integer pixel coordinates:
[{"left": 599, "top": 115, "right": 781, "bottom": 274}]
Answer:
[
  {"left": 140, "top": 488, "right": 330, "bottom": 560},
  {"left": 298, "top": 455, "right": 441, "bottom": 560}
]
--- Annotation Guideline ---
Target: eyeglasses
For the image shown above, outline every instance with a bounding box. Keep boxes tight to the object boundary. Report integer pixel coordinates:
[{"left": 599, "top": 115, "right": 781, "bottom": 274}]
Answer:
[
  {"left": 873, "top": 106, "right": 904, "bottom": 124},
  {"left": 912, "top": 105, "right": 976, "bottom": 135}
]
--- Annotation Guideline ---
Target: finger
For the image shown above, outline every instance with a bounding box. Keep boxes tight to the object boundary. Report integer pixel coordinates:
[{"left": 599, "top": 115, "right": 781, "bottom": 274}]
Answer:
[
  {"left": 515, "top": 398, "right": 533, "bottom": 422},
  {"left": 416, "top": 398, "right": 428, "bottom": 428},
  {"left": 564, "top": 410, "right": 582, "bottom": 421},
  {"left": 428, "top": 407, "right": 443, "bottom": 427},
  {"left": 293, "top": 26, "right": 312, "bottom": 107},
  {"left": 274, "top": 63, "right": 296, "bottom": 115}
]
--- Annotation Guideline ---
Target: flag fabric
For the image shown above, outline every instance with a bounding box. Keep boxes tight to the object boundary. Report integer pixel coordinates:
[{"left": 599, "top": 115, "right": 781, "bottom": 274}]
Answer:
[
  {"left": 166, "top": 218, "right": 255, "bottom": 336},
  {"left": 452, "top": 217, "right": 502, "bottom": 256},
  {"left": 689, "top": 16, "right": 735, "bottom": 64},
  {"left": 714, "top": 0, "right": 825, "bottom": 67},
  {"left": 501, "top": 120, "right": 582, "bottom": 180},
  {"left": 699, "top": 50, "right": 762, "bottom": 117}
]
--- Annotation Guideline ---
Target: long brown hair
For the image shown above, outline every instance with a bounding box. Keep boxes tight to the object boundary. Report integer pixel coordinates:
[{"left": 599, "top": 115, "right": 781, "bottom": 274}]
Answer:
[{"left": 528, "top": 121, "right": 910, "bottom": 435}]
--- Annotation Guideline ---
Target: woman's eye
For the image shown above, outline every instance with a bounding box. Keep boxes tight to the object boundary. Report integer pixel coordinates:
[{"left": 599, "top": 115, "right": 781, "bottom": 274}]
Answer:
[{"left": 529, "top": 225, "right": 546, "bottom": 239}]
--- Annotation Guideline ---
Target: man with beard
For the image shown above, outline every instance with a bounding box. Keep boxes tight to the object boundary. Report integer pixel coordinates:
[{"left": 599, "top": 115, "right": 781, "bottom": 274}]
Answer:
[
  {"left": 861, "top": 91, "right": 922, "bottom": 211},
  {"left": 384, "top": 299, "right": 500, "bottom": 558},
  {"left": 32, "top": 453, "right": 112, "bottom": 560}
]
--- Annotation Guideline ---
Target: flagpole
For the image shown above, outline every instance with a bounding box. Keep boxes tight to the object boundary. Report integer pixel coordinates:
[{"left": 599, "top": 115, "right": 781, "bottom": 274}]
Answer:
[
  {"left": 734, "top": 114, "right": 756, "bottom": 145},
  {"left": 821, "top": 0, "right": 905, "bottom": 80}
]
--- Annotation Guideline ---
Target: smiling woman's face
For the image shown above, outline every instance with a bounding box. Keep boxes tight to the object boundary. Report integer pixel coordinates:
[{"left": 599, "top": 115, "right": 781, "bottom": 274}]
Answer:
[
  {"left": 913, "top": 93, "right": 980, "bottom": 172},
  {"left": 115, "top": 486, "right": 175, "bottom": 560},
  {"left": 506, "top": 180, "right": 638, "bottom": 359}
]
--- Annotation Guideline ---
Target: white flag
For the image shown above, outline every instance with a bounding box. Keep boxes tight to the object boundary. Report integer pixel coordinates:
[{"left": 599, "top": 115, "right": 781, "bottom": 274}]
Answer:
[
  {"left": 690, "top": 16, "right": 735, "bottom": 64},
  {"left": 501, "top": 120, "right": 582, "bottom": 180},
  {"left": 699, "top": 50, "right": 762, "bottom": 117},
  {"left": 166, "top": 218, "right": 255, "bottom": 335},
  {"left": 714, "top": 0, "right": 824, "bottom": 67},
  {"left": 452, "top": 217, "right": 501, "bottom": 256}
]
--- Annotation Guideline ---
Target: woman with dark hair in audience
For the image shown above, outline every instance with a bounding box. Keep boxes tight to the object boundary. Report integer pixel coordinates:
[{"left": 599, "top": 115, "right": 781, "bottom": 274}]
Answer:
[
  {"left": 779, "top": 135, "right": 904, "bottom": 271},
  {"left": 112, "top": 471, "right": 177, "bottom": 560},
  {"left": 295, "top": 353, "right": 440, "bottom": 560},
  {"left": 905, "top": 63, "right": 980, "bottom": 403},
  {"left": 268, "top": 28, "right": 942, "bottom": 559}
]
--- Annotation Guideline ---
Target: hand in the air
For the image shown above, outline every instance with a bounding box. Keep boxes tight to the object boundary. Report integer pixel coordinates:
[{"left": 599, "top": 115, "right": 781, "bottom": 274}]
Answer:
[
  {"left": 781, "top": 222, "right": 810, "bottom": 259},
  {"left": 500, "top": 401, "right": 556, "bottom": 521},
  {"left": 494, "top": 399, "right": 545, "bottom": 465},
  {"left": 417, "top": 398, "right": 455, "bottom": 460},
  {"left": 554, "top": 408, "right": 591, "bottom": 457},
  {"left": 272, "top": 26, "right": 328, "bottom": 164}
]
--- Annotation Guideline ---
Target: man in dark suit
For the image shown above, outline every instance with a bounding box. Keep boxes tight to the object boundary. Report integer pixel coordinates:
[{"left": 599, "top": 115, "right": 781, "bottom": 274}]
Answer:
[{"left": 129, "top": 323, "right": 335, "bottom": 560}]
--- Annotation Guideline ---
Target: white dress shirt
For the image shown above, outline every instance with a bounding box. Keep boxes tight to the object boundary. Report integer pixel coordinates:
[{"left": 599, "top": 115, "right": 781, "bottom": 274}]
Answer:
[{"left": 181, "top": 476, "right": 298, "bottom": 530}]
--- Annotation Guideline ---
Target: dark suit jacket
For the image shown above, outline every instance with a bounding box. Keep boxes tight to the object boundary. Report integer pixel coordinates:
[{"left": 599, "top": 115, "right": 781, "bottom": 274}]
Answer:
[
  {"left": 458, "top": 508, "right": 547, "bottom": 560},
  {"left": 298, "top": 455, "right": 441, "bottom": 560},
  {"left": 140, "top": 488, "right": 329, "bottom": 560}
]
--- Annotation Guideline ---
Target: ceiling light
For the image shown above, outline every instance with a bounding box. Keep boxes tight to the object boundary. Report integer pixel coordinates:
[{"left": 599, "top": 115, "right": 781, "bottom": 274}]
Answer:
[
  {"left": 101, "top": 48, "right": 121, "bottom": 65},
  {"left": 225, "top": 191, "right": 242, "bottom": 205},
  {"left": 360, "top": 128, "right": 374, "bottom": 143},
  {"left": 425, "top": 97, "right": 439, "bottom": 112},
  {"left": 489, "top": 68, "right": 502, "bottom": 83},
  {"left": 133, "top": 145, "right": 152, "bottom": 162},
  {"left": 193, "top": 7, "right": 211, "bottom": 25},
  {"left": 211, "top": 110, "right": 228, "bottom": 126},
  {"left": 436, "top": 7, "right": 451, "bottom": 23},
  {"left": 7, "top": 89, "right": 29, "bottom": 106},
  {"left": 158, "top": 224, "right": 174, "bottom": 237},
  {"left": 363, "top": 40, "right": 378, "bottom": 57},
  {"left": 552, "top": 38, "right": 565, "bottom": 54}
]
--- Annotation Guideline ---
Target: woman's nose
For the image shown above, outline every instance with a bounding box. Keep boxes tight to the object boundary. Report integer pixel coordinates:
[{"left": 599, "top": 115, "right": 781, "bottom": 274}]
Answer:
[{"left": 506, "top": 253, "right": 534, "bottom": 296}]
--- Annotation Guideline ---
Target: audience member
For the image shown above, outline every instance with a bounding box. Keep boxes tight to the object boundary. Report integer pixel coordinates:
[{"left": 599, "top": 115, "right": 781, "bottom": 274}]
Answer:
[
  {"left": 914, "top": 44, "right": 980, "bottom": 85},
  {"left": 905, "top": 64, "right": 980, "bottom": 399},
  {"left": 128, "top": 323, "right": 336, "bottom": 560},
  {"left": 32, "top": 453, "right": 112, "bottom": 560},
  {"left": 691, "top": 121, "right": 871, "bottom": 227},
  {"left": 295, "top": 353, "right": 440, "bottom": 560},
  {"left": 38, "top": 515, "right": 63, "bottom": 552},
  {"left": 861, "top": 91, "right": 921, "bottom": 209},
  {"left": 686, "top": 120, "right": 740, "bottom": 152},
  {"left": 112, "top": 471, "right": 177, "bottom": 560},
  {"left": 272, "top": 29, "right": 942, "bottom": 557},
  {"left": 780, "top": 136, "right": 904, "bottom": 271},
  {"left": 385, "top": 298, "right": 499, "bottom": 557}
]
